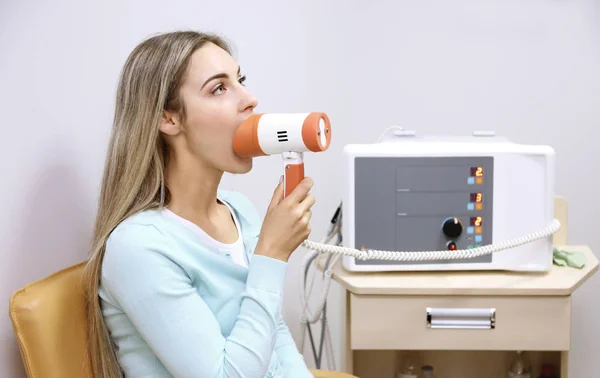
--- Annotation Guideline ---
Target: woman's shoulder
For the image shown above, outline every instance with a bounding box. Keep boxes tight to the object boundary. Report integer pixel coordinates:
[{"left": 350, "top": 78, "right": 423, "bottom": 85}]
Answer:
[
  {"left": 109, "top": 209, "right": 165, "bottom": 240},
  {"left": 100, "top": 209, "right": 188, "bottom": 290},
  {"left": 103, "top": 209, "right": 173, "bottom": 263},
  {"left": 99, "top": 210, "right": 189, "bottom": 306}
]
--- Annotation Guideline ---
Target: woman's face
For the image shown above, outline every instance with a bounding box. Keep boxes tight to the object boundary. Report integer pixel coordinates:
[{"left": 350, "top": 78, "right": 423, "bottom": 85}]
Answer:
[{"left": 162, "top": 42, "right": 258, "bottom": 174}]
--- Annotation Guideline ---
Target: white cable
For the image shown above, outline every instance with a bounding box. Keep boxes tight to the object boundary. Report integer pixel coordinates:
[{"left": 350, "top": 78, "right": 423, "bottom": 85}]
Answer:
[
  {"left": 305, "top": 256, "right": 320, "bottom": 304},
  {"left": 302, "top": 251, "right": 340, "bottom": 370},
  {"left": 302, "top": 254, "right": 340, "bottom": 325},
  {"left": 299, "top": 233, "right": 334, "bottom": 359},
  {"left": 299, "top": 316, "right": 307, "bottom": 357},
  {"left": 301, "top": 218, "right": 560, "bottom": 261},
  {"left": 300, "top": 252, "right": 339, "bottom": 369},
  {"left": 301, "top": 221, "right": 344, "bottom": 327},
  {"left": 376, "top": 125, "right": 406, "bottom": 143},
  {"left": 299, "top": 250, "right": 318, "bottom": 355},
  {"left": 324, "top": 321, "right": 336, "bottom": 371},
  {"left": 299, "top": 224, "right": 342, "bottom": 370}
]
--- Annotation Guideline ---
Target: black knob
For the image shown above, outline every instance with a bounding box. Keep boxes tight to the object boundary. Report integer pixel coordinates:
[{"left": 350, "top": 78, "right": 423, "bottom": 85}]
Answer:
[{"left": 442, "top": 217, "right": 463, "bottom": 238}]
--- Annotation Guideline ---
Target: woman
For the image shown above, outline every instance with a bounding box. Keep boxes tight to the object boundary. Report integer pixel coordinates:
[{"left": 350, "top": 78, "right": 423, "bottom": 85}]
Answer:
[{"left": 82, "top": 30, "right": 316, "bottom": 378}]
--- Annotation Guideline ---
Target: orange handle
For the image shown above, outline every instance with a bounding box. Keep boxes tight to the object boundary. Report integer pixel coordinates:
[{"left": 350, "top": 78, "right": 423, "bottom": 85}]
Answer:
[{"left": 284, "top": 162, "right": 305, "bottom": 198}]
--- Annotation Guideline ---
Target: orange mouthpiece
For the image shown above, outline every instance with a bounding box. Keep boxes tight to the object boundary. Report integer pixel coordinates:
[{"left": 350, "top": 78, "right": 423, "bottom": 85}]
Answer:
[{"left": 232, "top": 114, "right": 266, "bottom": 158}]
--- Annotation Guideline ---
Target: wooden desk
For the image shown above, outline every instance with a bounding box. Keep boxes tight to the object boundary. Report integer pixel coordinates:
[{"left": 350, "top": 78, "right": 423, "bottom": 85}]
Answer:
[{"left": 318, "top": 197, "right": 598, "bottom": 377}]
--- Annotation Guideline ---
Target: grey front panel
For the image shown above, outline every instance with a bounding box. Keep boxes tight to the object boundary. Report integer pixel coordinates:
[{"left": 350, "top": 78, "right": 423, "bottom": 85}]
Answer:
[{"left": 354, "top": 157, "right": 494, "bottom": 265}]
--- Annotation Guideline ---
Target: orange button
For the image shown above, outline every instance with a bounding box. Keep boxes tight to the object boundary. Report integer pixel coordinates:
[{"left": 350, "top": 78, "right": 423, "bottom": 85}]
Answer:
[
  {"left": 476, "top": 177, "right": 483, "bottom": 185},
  {"left": 476, "top": 203, "right": 483, "bottom": 211},
  {"left": 475, "top": 227, "right": 482, "bottom": 234}
]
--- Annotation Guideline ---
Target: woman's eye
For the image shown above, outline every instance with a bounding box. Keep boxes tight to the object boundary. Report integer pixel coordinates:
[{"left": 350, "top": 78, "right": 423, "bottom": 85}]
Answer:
[
  {"left": 212, "top": 76, "right": 246, "bottom": 95},
  {"left": 213, "top": 85, "right": 225, "bottom": 95}
]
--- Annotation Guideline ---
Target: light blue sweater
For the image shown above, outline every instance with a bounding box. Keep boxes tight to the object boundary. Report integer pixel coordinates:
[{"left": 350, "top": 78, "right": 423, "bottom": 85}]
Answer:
[{"left": 98, "top": 190, "right": 313, "bottom": 378}]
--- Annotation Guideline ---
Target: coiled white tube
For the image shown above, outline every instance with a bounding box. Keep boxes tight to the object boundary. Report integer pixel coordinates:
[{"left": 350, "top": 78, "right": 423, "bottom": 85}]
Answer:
[
  {"left": 298, "top": 217, "right": 560, "bottom": 370},
  {"left": 301, "top": 219, "right": 561, "bottom": 260}
]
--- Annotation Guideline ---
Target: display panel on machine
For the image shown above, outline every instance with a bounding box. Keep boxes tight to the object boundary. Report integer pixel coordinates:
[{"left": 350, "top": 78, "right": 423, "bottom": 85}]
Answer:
[{"left": 354, "top": 157, "right": 494, "bottom": 265}]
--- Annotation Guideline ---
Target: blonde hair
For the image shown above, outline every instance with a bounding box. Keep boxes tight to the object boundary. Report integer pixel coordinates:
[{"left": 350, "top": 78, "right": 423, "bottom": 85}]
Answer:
[{"left": 82, "top": 31, "right": 232, "bottom": 377}]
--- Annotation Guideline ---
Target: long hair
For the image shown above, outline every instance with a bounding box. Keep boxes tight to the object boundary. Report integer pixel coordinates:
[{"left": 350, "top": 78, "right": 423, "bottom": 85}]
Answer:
[{"left": 82, "top": 31, "right": 232, "bottom": 378}]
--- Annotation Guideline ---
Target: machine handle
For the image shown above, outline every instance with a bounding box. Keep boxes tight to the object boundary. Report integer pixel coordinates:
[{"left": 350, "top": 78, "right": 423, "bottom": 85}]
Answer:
[
  {"left": 284, "top": 162, "right": 304, "bottom": 198},
  {"left": 426, "top": 307, "right": 496, "bottom": 329}
]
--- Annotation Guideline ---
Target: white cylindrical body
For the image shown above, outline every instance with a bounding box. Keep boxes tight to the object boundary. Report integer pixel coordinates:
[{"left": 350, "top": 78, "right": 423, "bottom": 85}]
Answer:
[{"left": 257, "top": 113, "right": 312, "bottom": 154}]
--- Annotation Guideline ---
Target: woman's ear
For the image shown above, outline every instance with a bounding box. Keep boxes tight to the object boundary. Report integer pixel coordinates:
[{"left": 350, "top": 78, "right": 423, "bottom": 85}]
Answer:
[{"left": 159, "top": 110, "right": 183, "bottom": 136}]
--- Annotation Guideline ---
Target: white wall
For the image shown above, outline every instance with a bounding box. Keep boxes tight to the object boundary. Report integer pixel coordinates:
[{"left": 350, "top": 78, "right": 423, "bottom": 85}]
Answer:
[{"left": 2, "top": 0, "right": 599, "bottom": 376}]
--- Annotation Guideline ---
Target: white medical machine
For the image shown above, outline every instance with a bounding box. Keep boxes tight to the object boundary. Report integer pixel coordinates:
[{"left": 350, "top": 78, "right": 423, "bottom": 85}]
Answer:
[
  {"left": 298, "top": 129, "right": 560, "bottom": 371},
  {"left": 340, "top": 130, "right": 557, "bottom": 272}
]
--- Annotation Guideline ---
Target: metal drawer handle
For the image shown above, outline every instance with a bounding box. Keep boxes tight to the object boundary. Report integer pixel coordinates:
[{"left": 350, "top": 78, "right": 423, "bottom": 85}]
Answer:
[{"left": 426, "top": 307, "right": 496, "bottom": 329}]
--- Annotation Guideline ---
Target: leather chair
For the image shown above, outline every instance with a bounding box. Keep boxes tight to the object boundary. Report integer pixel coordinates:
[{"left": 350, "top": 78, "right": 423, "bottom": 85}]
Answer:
[{"left": 9, "top": 262, "right": 356, "bottom": 378}]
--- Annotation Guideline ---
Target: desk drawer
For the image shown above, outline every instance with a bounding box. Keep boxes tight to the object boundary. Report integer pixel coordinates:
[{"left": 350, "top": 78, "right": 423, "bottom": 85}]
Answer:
[{"left": 349, "top": 294, "right": 570, "bottom": 351}]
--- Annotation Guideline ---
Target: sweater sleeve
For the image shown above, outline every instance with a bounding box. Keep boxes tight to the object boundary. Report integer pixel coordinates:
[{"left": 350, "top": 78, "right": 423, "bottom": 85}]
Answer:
[
  {"left": 222, "top": 191, "right": 313, "bottom": 376},
  {"left": 274, "top": 319, "right": 313, "bottom": 377},
  {"left": 101, "top": 223, "right": 286, "bottom": 378}
]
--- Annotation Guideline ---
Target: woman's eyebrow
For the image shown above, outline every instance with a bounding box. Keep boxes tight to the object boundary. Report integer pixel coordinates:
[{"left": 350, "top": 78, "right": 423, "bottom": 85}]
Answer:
[{"left": 201, "top": 66, "right": 241, "bottom": 89}]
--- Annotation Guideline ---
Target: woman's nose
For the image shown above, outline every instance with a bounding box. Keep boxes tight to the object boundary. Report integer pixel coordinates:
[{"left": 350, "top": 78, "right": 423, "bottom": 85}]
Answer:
[{"left": 240, "top": 87, "right": 258, "bottom": 113}]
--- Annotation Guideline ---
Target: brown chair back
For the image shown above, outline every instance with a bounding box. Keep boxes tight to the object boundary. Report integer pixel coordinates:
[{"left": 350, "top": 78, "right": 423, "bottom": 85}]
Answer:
[{"left": 9, "top": 262, "right": 92, "bottom": 378}]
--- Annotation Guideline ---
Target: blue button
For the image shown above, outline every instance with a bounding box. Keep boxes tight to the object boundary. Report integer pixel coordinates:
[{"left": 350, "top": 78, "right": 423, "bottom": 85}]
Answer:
[
  {"left": 266, "top": 371, "right": 274, "bottom": 378},
  {"left": 467, "top": 203, "right": 474, "bottom": 211},
  {"left": 475, "top": 235, "right": 482, "bottom": 242},
  {"left": 468, "top": 177, "right": 475, "bottom": 185},
  {"left": 467, "top": 227, "right": 474, "bottom": 234}
]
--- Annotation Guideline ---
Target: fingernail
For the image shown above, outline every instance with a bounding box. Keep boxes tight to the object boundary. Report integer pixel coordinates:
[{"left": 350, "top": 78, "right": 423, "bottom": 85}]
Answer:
[{"left": 279, "top": 175, "right": 283, "bottom": 183}]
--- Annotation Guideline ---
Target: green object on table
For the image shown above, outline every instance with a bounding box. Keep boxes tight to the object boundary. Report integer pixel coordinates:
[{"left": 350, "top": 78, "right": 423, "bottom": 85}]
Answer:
[{"left": 553, "top": 247, "right": 586, "bottom": 269}]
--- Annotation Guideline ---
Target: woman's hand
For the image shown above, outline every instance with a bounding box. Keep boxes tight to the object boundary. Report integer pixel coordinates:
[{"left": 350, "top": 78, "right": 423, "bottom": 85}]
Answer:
[{"left": 254, "top": 176, "right": 315, "bottom": 262}]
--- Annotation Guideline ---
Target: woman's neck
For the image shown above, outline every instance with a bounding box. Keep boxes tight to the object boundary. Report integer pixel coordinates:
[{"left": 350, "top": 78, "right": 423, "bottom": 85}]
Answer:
[{"left": 165, "top": 152, "right": 224, "bottom": 222}]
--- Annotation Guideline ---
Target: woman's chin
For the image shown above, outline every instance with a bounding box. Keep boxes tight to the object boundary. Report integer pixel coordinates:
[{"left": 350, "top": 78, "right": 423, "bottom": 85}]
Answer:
[{"left": 229, "top": 157, "right": 253, "bottom": 174}]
